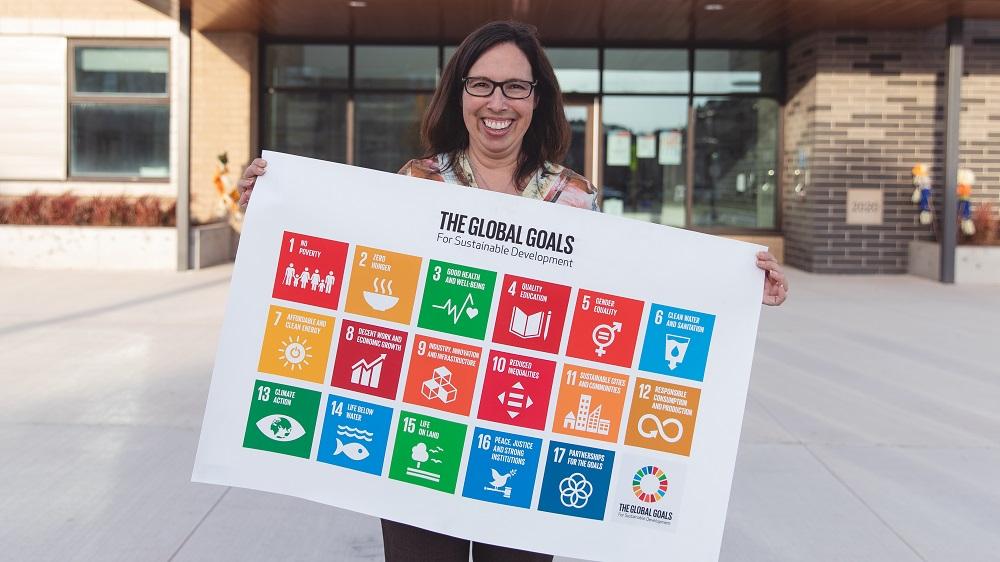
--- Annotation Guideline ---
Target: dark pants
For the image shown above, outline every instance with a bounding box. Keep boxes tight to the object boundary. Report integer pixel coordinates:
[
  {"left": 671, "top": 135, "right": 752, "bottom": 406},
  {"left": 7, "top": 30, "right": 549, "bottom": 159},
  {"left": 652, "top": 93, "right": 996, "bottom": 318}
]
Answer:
[{"left": 381, "top": 519, "right": 554, "bottom": 562}]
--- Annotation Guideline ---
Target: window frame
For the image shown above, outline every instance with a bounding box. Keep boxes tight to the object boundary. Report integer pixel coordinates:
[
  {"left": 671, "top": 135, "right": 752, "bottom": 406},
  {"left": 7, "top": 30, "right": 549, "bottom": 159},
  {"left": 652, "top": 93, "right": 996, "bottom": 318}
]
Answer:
[
  {"left": 258, "top": 40, "right": 784, "bottom": 234},
  {"left": 67, "top": 38, "right": 172, "bottom": 182}
]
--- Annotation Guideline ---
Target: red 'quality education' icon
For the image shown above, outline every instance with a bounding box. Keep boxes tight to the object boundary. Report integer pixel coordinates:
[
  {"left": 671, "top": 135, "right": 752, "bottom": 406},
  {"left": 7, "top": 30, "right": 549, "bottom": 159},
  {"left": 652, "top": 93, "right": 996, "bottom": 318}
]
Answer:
[
  {"left": 476, "top": 350, "right": 556, "bottom": 430},
  {"left": 491, "top": 274, "right": 571, "bottom": 354},
  {"left": 272, "top": 231, "right": 349, "bottom": 310}
]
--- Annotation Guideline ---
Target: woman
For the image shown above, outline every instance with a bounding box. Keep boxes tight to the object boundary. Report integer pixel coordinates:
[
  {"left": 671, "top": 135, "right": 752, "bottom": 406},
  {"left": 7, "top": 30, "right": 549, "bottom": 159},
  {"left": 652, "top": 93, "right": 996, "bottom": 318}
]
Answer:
[{"left": 239, "top": 20, "right": 787, "bottom": 561}]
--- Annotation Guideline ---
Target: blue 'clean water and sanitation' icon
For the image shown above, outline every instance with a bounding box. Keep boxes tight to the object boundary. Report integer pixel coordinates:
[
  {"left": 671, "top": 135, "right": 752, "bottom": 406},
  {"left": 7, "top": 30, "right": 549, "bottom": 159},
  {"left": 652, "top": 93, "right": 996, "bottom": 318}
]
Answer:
[
  {"left": 638, "top": 304, "right": 715, "bottom": 382},
  {"left": 317, "top": 394, "right": 392, "bottom": 475}
]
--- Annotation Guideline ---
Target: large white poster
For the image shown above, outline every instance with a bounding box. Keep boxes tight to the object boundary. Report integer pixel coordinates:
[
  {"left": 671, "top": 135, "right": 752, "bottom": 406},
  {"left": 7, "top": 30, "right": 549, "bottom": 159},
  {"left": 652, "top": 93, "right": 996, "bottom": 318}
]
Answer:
[{"left": 193, "top": 151, "right": 764, "bottom": 561}]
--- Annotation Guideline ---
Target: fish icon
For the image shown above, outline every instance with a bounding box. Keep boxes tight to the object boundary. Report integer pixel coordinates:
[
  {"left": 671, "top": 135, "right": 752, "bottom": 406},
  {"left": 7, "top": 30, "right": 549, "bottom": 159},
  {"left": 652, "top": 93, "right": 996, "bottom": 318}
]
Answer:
[{"left": 334, "top": 438, "right": 370, "bottom": 461}]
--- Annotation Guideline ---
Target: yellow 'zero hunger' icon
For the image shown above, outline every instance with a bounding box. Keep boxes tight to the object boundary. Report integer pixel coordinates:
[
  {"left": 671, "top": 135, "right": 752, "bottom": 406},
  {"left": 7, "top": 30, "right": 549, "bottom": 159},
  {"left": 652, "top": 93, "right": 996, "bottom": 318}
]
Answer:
[{"left": 345, "top": 246, "right": 423, "bottom": 325}]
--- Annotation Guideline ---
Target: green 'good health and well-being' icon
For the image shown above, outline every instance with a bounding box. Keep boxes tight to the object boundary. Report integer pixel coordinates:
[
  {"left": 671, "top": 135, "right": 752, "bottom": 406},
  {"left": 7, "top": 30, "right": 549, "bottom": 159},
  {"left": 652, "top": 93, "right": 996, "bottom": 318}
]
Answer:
[
  {"left": 243, "top": 379, "right": 321, "bottom": 459},
  {"left": 388, "top": 411, "right": 468, "bottom": 493},
  {"left": 417, "top": 260, "right": 496, "bottom": 340}
]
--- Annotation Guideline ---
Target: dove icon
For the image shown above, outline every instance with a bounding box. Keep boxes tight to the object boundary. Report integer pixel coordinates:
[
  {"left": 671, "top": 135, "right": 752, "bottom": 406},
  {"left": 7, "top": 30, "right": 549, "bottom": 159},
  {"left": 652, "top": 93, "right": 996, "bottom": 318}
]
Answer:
[{"left": 484, "top": 468, "right": 517, "bottom": 498}]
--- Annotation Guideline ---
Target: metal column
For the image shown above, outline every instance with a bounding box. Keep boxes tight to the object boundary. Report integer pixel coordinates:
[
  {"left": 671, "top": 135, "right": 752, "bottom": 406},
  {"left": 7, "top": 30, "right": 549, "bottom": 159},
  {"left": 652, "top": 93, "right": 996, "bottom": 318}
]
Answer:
[
  {"left": 941, "top": 17, "right": 963, "bottom": 283},
  {"left": 176, "top": 9, "right": 192, "bottom": 271}
]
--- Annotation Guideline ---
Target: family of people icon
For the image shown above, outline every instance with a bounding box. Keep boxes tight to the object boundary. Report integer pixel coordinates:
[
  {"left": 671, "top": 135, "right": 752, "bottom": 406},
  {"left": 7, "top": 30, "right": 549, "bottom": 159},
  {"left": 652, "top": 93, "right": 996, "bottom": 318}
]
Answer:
[{"left": 283, "top": 263, "right": 336, "bottom": 294}]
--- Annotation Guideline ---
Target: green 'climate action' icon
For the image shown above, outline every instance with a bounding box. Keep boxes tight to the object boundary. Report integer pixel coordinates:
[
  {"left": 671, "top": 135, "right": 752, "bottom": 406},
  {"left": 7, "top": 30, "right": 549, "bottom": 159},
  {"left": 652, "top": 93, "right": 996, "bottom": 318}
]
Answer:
[
  {"left": 388, "top": 411, "right": 468, "bottom": 493},
  {"left": 417, "top": 260, "right": 496, "bottom": 340},
  {"left": 243, "top": 379, "right": 321, "bottom": 458}
]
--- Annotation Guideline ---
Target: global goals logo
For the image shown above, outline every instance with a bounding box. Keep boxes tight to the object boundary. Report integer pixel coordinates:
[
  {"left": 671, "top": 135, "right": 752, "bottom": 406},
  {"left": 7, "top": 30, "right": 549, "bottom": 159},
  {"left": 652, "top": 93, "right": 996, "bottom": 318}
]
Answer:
[{"left": 617, "top": 465, "right": 674, "bottom": 527}]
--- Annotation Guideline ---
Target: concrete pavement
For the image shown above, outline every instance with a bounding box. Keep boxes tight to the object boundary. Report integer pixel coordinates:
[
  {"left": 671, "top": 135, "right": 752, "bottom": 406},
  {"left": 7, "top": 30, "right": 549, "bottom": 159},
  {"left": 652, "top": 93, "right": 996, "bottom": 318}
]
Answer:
[{"left": 1, "top": 265, "right": 997, "bottom": 561}]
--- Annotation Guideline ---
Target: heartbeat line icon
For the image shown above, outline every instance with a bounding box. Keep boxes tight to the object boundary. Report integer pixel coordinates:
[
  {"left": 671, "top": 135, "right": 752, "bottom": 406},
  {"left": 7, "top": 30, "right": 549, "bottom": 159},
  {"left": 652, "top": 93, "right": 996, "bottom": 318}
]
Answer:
[{"left": 432, "top": 293, "right": 478, "bottom": 324}]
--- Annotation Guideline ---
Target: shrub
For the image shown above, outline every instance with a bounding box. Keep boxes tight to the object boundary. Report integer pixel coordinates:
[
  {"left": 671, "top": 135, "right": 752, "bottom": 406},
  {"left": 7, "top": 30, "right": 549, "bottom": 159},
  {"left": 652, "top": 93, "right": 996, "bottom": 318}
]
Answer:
[
  {"left": 0, "top": 192, "right": 175, "bottom": 227},
  {"left": 41, "top": 192, "right": 78, "bottom": 225},
  {"left": 2, "top": 193, "right": 46, "bottom": 225},
  {"left": 968, "top": 202, "right": 998, "bottom": 245}
]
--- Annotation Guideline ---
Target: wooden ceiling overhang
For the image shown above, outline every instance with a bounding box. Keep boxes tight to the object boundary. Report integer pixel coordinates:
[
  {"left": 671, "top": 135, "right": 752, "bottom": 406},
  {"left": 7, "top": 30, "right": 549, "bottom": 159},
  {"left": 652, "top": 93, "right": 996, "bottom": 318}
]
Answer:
[{"left": 186, "top": 0, "right": 1000, "bottom": 44}]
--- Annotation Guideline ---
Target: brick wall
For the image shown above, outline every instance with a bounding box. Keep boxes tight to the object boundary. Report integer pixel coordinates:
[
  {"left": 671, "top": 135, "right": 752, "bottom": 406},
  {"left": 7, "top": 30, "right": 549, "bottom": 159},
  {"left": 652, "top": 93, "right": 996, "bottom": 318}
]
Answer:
[
  {"left": 784, "top": 20, "right": 1000, "bottom": 274},
  {"left": 782, "top": 34, "right": 819, "bottom": 270},
  {"left": 0, "top": 0, "right": 175, "bottom": 21},
  {"left": 961, "top": 21, "right": 1000, "bottom": 217},
  {"left": 784, "top": 28, "right": 945, "bottom": 273},
  {"left": 190, "top": 31, "right": 258, "bottom": 224}
]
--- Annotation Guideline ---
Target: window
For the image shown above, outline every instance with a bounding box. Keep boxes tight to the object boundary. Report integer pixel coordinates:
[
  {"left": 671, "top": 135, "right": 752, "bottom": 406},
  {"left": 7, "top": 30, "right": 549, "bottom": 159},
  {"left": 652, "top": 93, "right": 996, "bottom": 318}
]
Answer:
[
  {"left": 602, "top": 96, "right": 689, "bottom": 226},
  {"left": 692, "top": 97, "right": 778, "bottom": 228},
  {"left": 545, "top": 48, "right": 599, "bottom": 93},
  {"left": 603, "top": 49, "right": 687, "bottom": 94},
  {"left": 354, "top": 93, "right": 430, "bottom": 173},
  {"left": 264, "top": 45, "right": 349, "bottom": 163},
  {"left": 69, "top": 41, "right": 170, "bottom": 179},
  {"left": 267, "top": 92, "right": 348, "bottom": 163},
  {"left": 259, "top": 43, "right": 783, "bottom": 231},
  {"left": 354, "top": 46, "right": 438, "bottom": 89},
  {"left": 694, "top": 49, "right": 780, "bottom": 94},
  {"left": 266, "top": 45, "right": 348, "bottom": 88}
]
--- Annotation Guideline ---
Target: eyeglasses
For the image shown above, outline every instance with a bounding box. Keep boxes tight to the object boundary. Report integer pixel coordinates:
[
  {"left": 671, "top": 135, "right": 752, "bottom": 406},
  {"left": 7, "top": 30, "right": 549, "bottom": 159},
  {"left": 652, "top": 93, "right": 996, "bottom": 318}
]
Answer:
[{"left": 462, "top": 77, "right": 537, "bottom": 99}]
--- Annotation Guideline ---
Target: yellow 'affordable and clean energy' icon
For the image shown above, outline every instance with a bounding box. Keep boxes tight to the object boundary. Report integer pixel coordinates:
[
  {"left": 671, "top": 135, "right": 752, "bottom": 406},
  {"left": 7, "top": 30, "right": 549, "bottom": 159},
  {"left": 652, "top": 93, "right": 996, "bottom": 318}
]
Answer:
[
  {"left": 258, "top": 305, "right": 334, "bottom": 384},
  {"left": 278, "top": 335, "right": 312, "bottom": 370}
]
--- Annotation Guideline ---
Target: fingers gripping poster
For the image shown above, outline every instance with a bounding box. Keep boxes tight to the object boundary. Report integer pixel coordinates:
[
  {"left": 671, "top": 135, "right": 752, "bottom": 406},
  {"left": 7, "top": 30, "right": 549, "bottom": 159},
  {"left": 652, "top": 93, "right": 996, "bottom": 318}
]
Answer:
[{"left": 193, "top": 151, "right": 764, "bottom": 561}]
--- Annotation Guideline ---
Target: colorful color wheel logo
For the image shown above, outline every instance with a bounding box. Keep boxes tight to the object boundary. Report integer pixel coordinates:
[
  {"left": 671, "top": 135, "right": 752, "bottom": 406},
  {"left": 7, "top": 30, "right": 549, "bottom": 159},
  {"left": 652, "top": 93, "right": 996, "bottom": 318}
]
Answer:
[{"left": 632, "top": 465, "right": 668, "bottom": 503}]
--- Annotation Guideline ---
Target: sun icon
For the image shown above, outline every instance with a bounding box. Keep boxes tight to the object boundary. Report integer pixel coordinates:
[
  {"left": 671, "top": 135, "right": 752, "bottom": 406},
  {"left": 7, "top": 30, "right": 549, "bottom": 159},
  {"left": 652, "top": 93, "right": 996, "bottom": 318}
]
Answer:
[{"left": 278, "top": 336, "right": 312, "bottom": 370}]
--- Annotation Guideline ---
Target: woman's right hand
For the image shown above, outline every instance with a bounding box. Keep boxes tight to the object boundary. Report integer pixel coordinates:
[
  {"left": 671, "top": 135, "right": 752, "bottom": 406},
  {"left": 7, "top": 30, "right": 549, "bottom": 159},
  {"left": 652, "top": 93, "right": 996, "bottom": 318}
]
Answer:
[{"left": 237, "top": 158, "right": 267, "bottom": 212}]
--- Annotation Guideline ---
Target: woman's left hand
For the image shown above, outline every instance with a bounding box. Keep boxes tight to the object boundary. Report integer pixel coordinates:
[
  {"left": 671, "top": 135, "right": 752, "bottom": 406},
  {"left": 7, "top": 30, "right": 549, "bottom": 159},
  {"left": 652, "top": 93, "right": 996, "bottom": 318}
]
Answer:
[{"left": 757, "top": 251, "right": 788, "bottom": 306}]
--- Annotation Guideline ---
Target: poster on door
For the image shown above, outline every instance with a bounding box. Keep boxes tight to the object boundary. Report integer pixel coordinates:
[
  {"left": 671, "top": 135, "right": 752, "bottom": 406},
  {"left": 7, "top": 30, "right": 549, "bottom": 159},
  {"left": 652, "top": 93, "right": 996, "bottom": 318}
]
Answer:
[{"left": 193, "top": 151, "right": 765, "bottom": 562}]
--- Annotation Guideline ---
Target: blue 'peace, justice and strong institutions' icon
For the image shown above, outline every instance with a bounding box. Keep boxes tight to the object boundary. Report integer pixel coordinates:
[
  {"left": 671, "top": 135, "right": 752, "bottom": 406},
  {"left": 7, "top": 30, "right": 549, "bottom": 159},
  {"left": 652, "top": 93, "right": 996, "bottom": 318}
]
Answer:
[
  {"left": 638, "top": 304, "right": 715, "bottom": 382},
  {"left": 317, "top": 394, "right": 392, "bottom": 476},
  {"left": 462, "top": 427, "right": 541, "bottom": 508}
]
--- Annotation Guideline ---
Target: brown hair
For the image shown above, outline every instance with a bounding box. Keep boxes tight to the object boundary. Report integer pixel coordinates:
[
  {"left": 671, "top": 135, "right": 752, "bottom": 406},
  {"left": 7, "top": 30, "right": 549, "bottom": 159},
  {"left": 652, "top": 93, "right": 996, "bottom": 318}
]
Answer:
[{"left": 420, "top": 21, "right": 570, "bottom": 190}]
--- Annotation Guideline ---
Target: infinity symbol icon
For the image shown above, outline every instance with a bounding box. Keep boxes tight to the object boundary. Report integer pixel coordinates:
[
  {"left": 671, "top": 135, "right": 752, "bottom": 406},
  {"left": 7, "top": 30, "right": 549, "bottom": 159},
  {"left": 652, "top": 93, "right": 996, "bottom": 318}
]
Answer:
[{"left": 637, "top": 414, "right": 684, "bottom": 443}]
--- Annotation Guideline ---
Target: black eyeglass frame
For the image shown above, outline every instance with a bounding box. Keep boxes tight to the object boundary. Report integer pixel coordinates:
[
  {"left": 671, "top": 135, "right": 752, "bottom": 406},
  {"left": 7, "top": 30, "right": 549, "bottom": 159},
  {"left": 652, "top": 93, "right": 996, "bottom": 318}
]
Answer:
[{"left": 461, "top": 76, "right": 538, "bottom": 99}]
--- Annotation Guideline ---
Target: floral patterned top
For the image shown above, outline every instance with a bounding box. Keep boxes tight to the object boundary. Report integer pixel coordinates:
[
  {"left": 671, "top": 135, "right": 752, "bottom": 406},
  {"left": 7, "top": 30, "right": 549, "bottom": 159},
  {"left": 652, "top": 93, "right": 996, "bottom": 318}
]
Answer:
[{"left": 398, "top": 151, "right": 600, "bottom": 212}]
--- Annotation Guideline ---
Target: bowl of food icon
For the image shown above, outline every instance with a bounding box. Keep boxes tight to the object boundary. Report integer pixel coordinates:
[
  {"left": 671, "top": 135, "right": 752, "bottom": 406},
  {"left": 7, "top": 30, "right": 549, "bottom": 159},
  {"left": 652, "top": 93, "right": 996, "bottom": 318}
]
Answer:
[{"left": 363, "top": 291, "right": 399, "bottom": 311}]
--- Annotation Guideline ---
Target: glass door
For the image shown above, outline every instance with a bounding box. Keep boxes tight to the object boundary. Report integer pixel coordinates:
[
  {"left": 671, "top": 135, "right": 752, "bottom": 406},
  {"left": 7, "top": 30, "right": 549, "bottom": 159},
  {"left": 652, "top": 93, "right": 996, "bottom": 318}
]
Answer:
[
  {"left": 600, "top": 96, "right": 688, "bottom": 226},
  {"left": 563, "top": 98, "right": 596, "bottom": 184}
]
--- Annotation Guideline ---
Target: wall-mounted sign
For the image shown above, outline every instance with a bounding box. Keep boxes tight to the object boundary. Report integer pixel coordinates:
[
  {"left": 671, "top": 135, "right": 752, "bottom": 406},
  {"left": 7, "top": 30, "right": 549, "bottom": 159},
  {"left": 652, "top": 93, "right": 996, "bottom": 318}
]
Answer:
[
  {"left": 658, "top": 131, "right": 682, "bottom": 166},
  {"left": 846, "top": 188, "right": 883, "bottom": 225},
  {"left": 606, "top": 131, "right": 632, "bottom": 166}
]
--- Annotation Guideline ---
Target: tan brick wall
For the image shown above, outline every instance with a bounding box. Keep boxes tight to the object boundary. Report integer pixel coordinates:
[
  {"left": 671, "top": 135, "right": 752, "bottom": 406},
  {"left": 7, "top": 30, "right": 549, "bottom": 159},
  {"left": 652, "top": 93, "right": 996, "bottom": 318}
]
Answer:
[
  {"left": 190, "top": 30, "right": 257, "bottom": 224},
  {"left": 0, "top": 0, "right": 176, "bottom": 20},
  {"left": 783, "top": 34, "right": 819, "bottom": 270},
  {"left": 961, "top": 20, "right": 1000, "bottom": 218},
  {"left": 785, "top": 28, "right": 948, "bottom": 273},
  {"left": 784, "top": 21, "right": 1000, "bottom": 273}
]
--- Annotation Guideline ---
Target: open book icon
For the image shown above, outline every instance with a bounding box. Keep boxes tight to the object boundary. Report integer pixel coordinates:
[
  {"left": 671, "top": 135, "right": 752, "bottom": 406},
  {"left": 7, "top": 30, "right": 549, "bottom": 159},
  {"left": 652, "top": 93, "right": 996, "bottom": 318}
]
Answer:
[{"left": 509, "top": 306, "right": 551, "bottom": 339}]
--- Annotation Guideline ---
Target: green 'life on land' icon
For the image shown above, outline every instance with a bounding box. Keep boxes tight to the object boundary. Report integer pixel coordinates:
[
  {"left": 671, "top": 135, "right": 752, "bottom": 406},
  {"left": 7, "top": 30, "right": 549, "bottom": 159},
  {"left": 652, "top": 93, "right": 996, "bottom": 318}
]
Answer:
[{"left": 388, "top": 411, "right": 468, "bottom": 493}]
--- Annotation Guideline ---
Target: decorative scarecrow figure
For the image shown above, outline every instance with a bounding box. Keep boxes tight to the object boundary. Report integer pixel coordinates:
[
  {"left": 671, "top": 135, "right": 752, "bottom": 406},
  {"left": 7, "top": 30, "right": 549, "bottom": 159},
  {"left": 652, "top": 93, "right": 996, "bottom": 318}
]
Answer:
[
  {"left": 213, "top": 152, "right": 244, "bottom": 231},
  {"left": 958, "top": 168, "right": 976, "bottom": 236},
  {"left": 911, "top": 163, "right": 933, "bottom": 225}
]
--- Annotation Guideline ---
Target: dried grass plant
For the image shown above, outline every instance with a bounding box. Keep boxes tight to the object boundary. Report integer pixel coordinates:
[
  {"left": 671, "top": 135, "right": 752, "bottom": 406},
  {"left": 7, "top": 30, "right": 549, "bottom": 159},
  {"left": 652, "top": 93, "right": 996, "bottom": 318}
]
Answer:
[{"left": 0, "top": 192, "right": 175, "bottom": 227}]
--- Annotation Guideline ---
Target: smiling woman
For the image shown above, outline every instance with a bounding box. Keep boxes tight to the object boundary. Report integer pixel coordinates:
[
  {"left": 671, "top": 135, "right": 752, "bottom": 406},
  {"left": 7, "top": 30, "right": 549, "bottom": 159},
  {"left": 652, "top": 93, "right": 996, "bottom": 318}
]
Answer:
[
  {"left": 390, "top": 22, "right": 593, "bottom": 561},
  {"left": 398, "top": 21, "right": 599, "bottom": 210}
]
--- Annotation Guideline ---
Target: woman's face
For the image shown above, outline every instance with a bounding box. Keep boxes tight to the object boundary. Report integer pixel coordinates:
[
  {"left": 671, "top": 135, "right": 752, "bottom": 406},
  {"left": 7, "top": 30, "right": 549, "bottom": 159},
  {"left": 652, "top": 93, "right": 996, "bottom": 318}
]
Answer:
[{"left": 462, "top": 42, "right": 536, "bottom": 161}]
